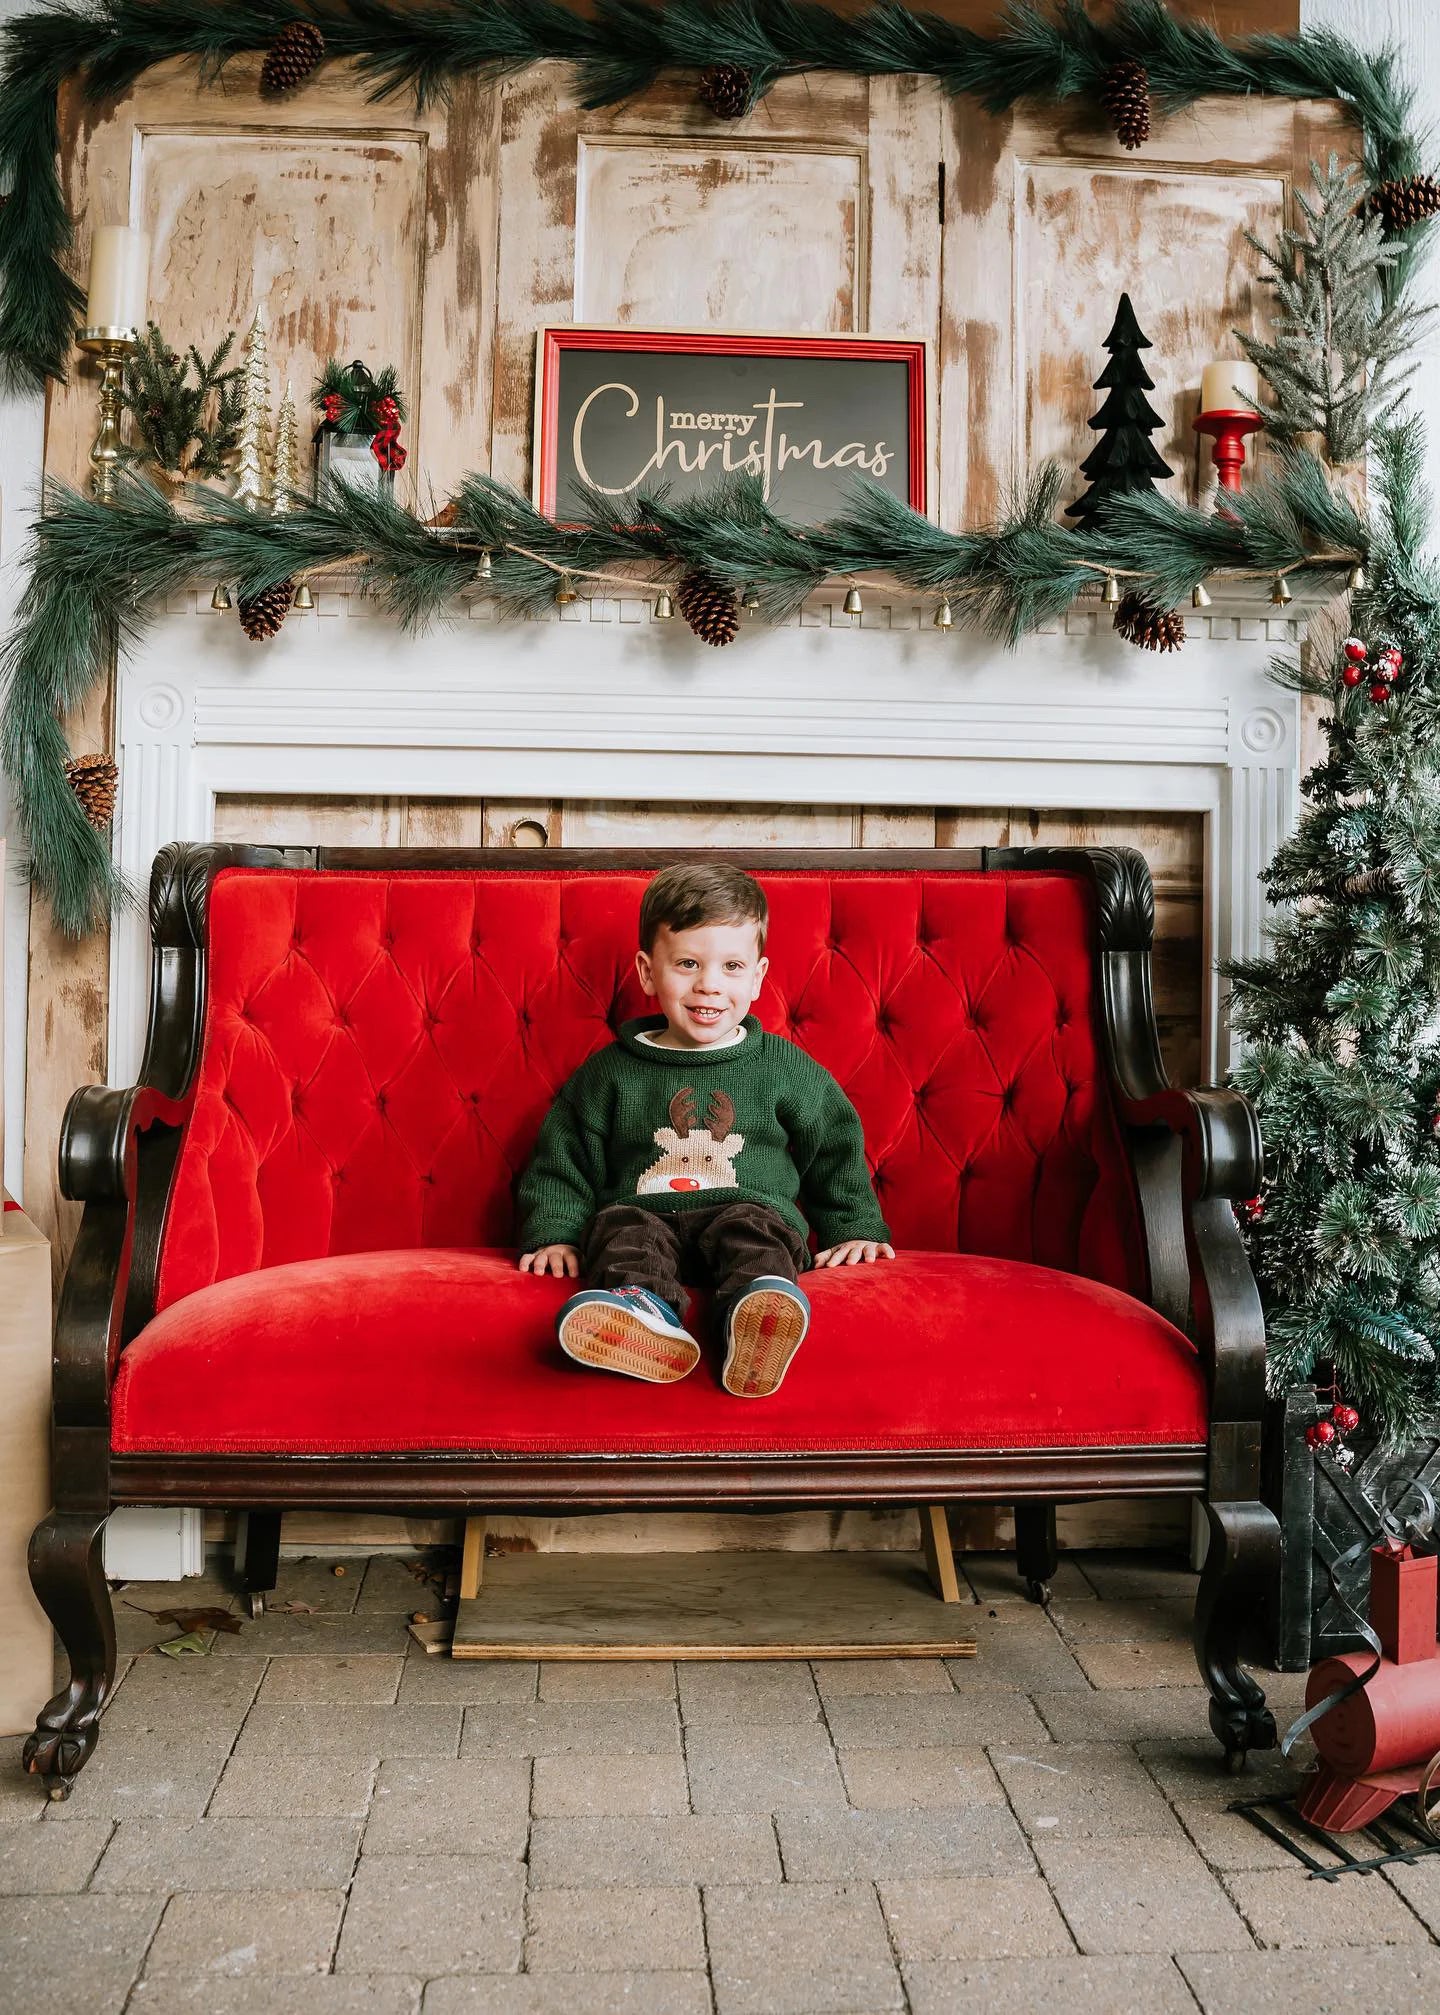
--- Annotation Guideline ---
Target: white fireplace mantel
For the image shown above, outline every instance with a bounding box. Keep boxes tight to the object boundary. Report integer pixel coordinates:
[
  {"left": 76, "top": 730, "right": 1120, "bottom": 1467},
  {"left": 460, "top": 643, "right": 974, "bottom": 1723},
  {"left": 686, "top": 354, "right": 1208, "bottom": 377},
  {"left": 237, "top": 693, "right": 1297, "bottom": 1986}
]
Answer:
[{"left": 110, "top": 585, "right": 1307, "bottom": 1086}]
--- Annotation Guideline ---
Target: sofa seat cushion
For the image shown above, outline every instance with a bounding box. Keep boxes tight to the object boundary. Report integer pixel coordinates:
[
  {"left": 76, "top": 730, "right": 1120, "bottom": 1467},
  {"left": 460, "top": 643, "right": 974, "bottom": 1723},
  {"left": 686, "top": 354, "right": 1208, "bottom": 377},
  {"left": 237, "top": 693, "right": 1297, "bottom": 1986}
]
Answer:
[{"left": 111, "top": 1249, "right": 1206, "bottom": 1456}]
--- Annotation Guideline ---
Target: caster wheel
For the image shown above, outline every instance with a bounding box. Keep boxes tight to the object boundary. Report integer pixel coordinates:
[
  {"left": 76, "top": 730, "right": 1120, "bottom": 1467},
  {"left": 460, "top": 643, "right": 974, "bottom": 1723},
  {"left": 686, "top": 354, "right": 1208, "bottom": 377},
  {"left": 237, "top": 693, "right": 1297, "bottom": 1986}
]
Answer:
[
  {"left": 1225, "top": 1746, "right": 1249, "bottom": 1775},
  {"left": 1024, "top": 1578, "right": 1052, "bottom": 1606},
  {"left": 247, "top": 1592, "right": 265, "bottom": 1619},
  {"left": 47, "top": 1781, "right": 71, "bottom": 1802}
]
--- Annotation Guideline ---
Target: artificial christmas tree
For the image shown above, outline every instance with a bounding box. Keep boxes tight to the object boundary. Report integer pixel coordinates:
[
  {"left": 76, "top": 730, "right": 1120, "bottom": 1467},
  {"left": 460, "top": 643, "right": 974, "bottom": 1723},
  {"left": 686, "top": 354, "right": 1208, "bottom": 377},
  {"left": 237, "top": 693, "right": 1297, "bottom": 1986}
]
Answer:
[
  {"left": 1225, "top": 423, "right": 1440, "bottom": 1440},
  {"left": 1065, "top": 293, "right": 1174, "bottom": 534}
]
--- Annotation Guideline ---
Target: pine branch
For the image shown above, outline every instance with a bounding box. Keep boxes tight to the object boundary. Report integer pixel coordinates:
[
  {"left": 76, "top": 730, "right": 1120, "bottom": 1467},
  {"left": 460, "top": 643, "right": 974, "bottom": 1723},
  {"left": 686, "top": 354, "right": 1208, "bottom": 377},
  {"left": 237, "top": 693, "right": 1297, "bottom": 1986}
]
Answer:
[{"left": 1236, "top": 157, "right": 1434, "bottom": 463}]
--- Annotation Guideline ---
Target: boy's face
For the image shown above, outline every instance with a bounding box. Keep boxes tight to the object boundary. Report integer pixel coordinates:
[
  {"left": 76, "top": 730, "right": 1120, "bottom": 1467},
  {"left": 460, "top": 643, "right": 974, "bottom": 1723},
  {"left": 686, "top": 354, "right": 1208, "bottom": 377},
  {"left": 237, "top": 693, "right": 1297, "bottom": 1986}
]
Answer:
[{"left": 636, "top": 921, "right": 769, "bottom": 1048}]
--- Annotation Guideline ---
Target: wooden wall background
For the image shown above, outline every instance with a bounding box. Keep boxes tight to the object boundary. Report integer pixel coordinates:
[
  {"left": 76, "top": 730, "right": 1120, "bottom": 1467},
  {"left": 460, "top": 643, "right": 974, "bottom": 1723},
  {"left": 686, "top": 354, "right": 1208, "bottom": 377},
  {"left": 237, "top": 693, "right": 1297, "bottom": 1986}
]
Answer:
[{"left": 32, "top": 12, "right": 1333, "bottom": 1554}]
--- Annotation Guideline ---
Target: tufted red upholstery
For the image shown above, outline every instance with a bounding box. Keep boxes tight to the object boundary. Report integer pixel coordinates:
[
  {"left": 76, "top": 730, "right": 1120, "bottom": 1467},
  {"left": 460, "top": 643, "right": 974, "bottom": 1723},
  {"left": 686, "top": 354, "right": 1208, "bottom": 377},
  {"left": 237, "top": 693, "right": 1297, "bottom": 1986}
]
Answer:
[
  {"left": 114, "top": 1249, "right": 1203, "bottom": 1455},
  {"left": 153, "top": 867, "right": 1148, "bottom": 1312}
]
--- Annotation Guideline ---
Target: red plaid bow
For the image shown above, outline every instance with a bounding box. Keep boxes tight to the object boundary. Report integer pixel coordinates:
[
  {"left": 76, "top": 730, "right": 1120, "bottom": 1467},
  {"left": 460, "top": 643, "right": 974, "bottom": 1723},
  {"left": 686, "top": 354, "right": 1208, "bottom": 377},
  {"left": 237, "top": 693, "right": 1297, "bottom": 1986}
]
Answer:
[{"left": 371, "top": 395, "right": 407, "bottom": 473}]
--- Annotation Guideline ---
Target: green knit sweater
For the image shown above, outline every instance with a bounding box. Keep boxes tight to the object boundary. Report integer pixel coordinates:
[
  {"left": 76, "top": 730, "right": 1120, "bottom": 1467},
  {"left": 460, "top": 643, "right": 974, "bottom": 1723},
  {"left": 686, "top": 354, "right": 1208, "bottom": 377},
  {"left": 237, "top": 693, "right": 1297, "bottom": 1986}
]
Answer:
[{"left": 516, "top": 1015, "right": 889, "bottom": 1255}]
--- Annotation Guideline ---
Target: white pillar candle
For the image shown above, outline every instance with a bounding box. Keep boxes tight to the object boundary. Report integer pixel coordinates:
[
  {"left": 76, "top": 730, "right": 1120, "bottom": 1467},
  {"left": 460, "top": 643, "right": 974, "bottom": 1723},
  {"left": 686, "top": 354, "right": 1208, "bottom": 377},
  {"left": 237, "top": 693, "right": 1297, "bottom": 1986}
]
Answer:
[
  {"left": 1201, "top": 358, "right": 1261, "bottom": 414},
  {"left": 85, "top": 225, "right": 150, "bottom": 335}
]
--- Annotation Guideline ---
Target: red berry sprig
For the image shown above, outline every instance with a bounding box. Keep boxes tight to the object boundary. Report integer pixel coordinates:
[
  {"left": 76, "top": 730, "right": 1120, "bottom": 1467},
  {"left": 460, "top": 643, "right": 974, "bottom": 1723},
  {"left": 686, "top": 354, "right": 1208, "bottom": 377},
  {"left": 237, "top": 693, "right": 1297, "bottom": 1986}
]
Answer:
[
  {"left": 1343, "top": 636, "right": 1368, "bottom": 663},
  {"left": 1307, "top": 1399, "right": 1362, "bottom": 1467},
  {"left": 1236, "top": 1195, "right": 1264, "bottom": 1225},
  {"left": 321, "top": 392, "right": 343, "bottom": 428}
]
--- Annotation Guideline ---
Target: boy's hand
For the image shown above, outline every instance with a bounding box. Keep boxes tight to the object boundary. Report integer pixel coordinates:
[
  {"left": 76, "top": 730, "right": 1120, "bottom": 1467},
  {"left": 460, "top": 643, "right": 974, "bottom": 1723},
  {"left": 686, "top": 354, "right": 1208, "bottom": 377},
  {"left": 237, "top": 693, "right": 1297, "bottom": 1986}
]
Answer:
[
  {"left": 814, "top": 1240, "right": 896, "bottom": 1267},
  {"left": 520, "top": 1244, "right": 580, "bottom": 1277}
]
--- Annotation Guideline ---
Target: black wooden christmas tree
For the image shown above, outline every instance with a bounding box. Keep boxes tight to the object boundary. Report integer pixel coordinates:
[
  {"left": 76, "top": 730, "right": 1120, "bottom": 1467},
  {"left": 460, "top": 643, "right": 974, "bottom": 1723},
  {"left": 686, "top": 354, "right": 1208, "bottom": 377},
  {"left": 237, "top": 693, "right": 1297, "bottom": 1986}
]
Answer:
[{"left": 1066, "top": 293, "right": 1173, "bottom": 533}]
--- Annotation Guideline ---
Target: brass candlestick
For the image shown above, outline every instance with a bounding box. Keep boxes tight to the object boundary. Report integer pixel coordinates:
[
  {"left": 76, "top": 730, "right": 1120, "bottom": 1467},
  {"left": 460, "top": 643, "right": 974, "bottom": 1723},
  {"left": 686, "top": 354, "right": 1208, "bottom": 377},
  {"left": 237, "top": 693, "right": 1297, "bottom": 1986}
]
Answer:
[{"left": 77, "top": 326, "right": 138, "bottom": 504}]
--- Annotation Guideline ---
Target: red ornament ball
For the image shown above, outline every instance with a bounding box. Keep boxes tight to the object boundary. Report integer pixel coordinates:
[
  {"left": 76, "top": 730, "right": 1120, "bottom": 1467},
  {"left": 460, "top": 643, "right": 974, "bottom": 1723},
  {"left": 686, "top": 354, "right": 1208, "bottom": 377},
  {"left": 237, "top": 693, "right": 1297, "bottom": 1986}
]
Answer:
[
  {"left": 1311, "top": 1419, "right": 1338, "bottom": 1446},
  {"left": 1343, "top": 665, "right": 1364, "bottom": 687},
  {"left": 1343, "top": 637, "right": 1368, "bottom": 663},
  {"left": 1370, "top": 682, "right": 1393, "bottom": 703},
  {"left": 1332, "top": 1404, "right": 1361, "bottom": 1433}
]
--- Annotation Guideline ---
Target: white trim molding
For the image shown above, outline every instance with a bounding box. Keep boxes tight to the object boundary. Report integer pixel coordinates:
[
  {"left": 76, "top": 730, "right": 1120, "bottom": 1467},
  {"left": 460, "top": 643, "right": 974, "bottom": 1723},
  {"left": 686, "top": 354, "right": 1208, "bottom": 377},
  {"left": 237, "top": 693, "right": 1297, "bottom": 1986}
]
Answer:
[{"left": 110, "top": 586, "right": 1306, "bottom": 1086}]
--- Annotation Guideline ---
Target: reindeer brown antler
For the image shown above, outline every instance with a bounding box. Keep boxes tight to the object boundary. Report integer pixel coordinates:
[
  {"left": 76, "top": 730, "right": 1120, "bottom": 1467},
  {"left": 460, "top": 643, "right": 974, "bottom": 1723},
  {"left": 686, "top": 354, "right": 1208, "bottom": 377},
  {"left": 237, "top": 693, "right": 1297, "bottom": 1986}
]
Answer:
[
  {"left": 669, "top": 1088, "right": 698, "bottom": 1133},
  {"left": 706, "top": 1090, "right": 736, "bottom": 1140}
]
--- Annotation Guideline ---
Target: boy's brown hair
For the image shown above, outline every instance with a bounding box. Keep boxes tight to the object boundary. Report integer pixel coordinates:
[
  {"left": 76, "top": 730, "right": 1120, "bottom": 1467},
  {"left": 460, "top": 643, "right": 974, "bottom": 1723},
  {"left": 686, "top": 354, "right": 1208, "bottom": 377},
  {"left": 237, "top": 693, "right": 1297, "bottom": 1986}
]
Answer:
[{"left": 639, "top": 863, "right": 768, "bottom": 954}]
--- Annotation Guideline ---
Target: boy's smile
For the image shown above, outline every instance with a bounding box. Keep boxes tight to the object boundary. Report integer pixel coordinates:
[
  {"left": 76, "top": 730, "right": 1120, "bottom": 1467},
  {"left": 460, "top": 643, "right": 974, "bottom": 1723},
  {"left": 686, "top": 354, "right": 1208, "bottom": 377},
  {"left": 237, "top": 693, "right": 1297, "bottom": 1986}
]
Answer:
[{"left": 636, "top": 921, "right": 769, "bottom": 1049}]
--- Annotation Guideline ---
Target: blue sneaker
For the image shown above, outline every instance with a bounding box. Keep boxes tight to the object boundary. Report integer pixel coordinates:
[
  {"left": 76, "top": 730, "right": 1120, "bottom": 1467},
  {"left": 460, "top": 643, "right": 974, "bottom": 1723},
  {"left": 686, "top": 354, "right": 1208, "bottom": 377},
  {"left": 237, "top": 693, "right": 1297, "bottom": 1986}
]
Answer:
[
  {"left": 722, "top": 1277, "right": 810, "bottom": 1398},
  {"left": 557, "top": 1286, "right": 701, "bottom": 1383}
]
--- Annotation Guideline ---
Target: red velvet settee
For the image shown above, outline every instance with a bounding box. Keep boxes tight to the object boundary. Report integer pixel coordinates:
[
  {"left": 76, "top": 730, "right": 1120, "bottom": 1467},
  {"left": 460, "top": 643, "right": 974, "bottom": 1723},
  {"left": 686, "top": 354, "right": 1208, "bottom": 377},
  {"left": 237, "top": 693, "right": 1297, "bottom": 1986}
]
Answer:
[{"left": 26, "top": 841, "right": 1279, "bottom": 1795}]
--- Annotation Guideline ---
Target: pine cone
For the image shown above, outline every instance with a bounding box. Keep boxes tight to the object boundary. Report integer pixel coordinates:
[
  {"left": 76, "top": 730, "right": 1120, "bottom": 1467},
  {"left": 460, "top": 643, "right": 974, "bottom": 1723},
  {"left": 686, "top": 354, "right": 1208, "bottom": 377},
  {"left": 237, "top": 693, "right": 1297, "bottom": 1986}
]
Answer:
[
  {"left": 1113, "top": 592, "right": 1184, "bottom": 653},
  {"left": 1101, "top": 58, "right": 1151, "bottom": 151},
  {"left": 65, "top": 753, "right": 119, "bottom": 828},
  {"left": 260, "top": 20, "right": 326, "bottom": 98},
  {"left": 699, "top": 64, "right": 753, "bottom": 120},
  {"left": 1372, "top": 174, "right": 1440, "bottom": 235},
  {"left": 238, "top": 580, "right": 296, "bottom": 641},
  {"left": 677, "top": 569, "right": 740, "bottom": 647}
]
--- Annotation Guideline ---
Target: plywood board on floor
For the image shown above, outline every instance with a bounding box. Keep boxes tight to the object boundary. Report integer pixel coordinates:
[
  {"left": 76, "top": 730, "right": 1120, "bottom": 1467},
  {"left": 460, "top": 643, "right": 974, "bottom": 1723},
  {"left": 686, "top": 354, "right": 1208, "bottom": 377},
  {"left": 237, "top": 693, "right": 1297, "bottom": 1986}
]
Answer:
[{"left": 451, "top": 1550, "right": 979, "bottom": 1659}]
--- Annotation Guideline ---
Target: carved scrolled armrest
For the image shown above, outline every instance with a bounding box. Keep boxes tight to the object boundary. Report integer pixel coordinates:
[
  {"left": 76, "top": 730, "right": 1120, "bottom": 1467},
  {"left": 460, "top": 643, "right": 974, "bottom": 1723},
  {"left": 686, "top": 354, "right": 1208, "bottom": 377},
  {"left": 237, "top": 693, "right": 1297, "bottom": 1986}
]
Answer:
[
  {"left": 1119, "top": 1082, "right": 1266, "bottom": 1445},
  {"left": 59, "top": 1083, "right": 191, "bottom": 1204},
  {"left": 1118, "top": 1085, "right": 1263, "bottom": 1204},
  {"left": 51, "top": 1078, "right": 195, "bottom": 1511}
]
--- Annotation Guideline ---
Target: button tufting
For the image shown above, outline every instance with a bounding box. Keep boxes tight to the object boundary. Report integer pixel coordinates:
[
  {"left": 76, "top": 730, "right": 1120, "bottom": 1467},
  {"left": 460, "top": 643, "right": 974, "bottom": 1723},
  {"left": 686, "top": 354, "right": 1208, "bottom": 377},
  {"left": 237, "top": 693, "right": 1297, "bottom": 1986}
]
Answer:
[{"left": 376, "top": 1091, "right": 388, "bottom": 1112}]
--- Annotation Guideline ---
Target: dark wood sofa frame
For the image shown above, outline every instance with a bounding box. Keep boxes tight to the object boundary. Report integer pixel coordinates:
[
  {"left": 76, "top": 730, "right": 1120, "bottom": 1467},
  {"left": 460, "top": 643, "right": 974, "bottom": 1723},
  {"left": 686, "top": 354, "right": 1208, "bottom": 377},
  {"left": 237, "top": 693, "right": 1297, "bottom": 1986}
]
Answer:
[{"left": 26, "top": 840, "right": 1280, "bottom": 1796}]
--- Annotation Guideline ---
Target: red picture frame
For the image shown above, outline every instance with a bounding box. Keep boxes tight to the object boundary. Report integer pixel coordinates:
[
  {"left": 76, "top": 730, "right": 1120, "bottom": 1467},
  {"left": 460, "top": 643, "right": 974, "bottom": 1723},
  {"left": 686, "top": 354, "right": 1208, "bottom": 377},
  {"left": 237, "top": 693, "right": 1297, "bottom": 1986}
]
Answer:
[{"left": 534, "top": 327, "right": 928, "bottom": 522}]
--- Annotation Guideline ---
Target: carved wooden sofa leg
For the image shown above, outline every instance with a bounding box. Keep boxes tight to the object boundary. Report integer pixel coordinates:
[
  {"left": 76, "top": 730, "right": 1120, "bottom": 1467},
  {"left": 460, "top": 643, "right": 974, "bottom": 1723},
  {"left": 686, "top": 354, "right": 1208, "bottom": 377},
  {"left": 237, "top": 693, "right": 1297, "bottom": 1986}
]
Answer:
[
  {"left": 1193, "top": 1499, "right": 1280, "bottom": 1771},
  {"left": 22, "top": 1512, "right": 116, "bottom": 1800},
  {"left": 1015, "top": 1502, "right": 1058, "bottom": 1604},
  {"left": 234, "top": 1511, "right": 283, "bottom": 1618}
]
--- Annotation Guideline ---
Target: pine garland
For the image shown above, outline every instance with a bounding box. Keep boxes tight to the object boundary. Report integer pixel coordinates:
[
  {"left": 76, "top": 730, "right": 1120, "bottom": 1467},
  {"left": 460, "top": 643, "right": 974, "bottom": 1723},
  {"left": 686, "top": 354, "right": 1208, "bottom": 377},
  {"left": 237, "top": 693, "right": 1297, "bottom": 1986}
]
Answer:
[
  {"left": 0, "top": 0, "right": 1432, "bottom": 388},
  {"left": 0, "top": 452, "right": 1376, "bottom": 937}
]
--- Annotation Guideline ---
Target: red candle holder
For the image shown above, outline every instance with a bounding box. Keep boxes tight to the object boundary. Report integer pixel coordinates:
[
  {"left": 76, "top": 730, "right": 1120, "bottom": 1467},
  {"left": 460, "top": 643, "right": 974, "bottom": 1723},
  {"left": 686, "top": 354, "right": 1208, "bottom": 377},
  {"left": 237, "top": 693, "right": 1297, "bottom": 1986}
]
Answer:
[{"left": 1194, "top": 408, "right": 1263, "bottom": 497}]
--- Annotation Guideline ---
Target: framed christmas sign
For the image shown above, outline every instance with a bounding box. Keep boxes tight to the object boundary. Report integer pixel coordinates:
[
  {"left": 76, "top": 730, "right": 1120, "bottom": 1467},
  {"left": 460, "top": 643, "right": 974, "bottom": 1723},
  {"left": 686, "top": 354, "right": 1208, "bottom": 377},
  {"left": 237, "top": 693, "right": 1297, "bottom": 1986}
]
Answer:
[{"left": 534, "top": 327, "right": 927, "bottom": 523}]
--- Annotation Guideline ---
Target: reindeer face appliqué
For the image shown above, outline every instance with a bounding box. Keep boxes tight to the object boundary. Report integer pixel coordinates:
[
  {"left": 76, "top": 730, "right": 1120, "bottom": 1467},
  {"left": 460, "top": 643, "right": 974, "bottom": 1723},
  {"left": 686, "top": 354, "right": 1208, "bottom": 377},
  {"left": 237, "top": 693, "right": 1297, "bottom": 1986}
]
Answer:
[{"left": 637, "top": 1088, "right": 745, "bottom": 1195}]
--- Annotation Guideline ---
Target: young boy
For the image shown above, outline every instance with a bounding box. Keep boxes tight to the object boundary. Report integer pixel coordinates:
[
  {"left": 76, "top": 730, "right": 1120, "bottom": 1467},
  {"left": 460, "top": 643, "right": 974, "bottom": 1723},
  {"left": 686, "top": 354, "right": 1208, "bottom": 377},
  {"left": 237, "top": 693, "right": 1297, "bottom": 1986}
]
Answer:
[{"left": 517, "top": 863, "right": 894, "bottom": 1397}]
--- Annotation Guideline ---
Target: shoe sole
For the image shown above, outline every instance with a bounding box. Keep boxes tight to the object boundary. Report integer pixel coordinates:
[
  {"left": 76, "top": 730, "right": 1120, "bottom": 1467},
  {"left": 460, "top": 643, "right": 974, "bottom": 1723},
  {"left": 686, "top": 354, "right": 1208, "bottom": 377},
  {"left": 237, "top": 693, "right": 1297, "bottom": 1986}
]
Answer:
[
  {"left": 722, "top": 1289, "right": 808, "bottom": 1398},
  {"left": 558, "top": 1303, "right": 700, "bottom": 1384}
]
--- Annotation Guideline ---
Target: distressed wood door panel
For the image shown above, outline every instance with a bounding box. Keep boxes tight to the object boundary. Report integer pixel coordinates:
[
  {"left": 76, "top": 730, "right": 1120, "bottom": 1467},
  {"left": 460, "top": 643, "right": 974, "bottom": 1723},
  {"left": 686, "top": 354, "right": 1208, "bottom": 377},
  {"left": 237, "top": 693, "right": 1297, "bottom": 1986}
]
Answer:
[
  {"left": 50, "top": 59, "right": 498, "bottom": 502},
  {"left": 27, "top": 61, "right": 499, "bottom": 1255},
  {"left": 941, "top": 95, "right": 1352, "bottom": 526},
  {"left": 575, "top": 142, "right": 863, "bottom": 329},
  {"left": 491, "top": 67, "right": 940, "bottom": 494},
  {"left": 136, "top": 129, "right": 428, "bottom": 427}
]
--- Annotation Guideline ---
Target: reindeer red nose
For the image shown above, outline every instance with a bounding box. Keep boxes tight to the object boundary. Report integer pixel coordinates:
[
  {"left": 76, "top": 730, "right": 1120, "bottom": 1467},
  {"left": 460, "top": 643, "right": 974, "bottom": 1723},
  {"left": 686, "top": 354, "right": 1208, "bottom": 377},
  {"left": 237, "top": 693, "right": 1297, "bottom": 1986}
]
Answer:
[{"left": 669, "top": 1176, "right": 702, "bottom": 1192}]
